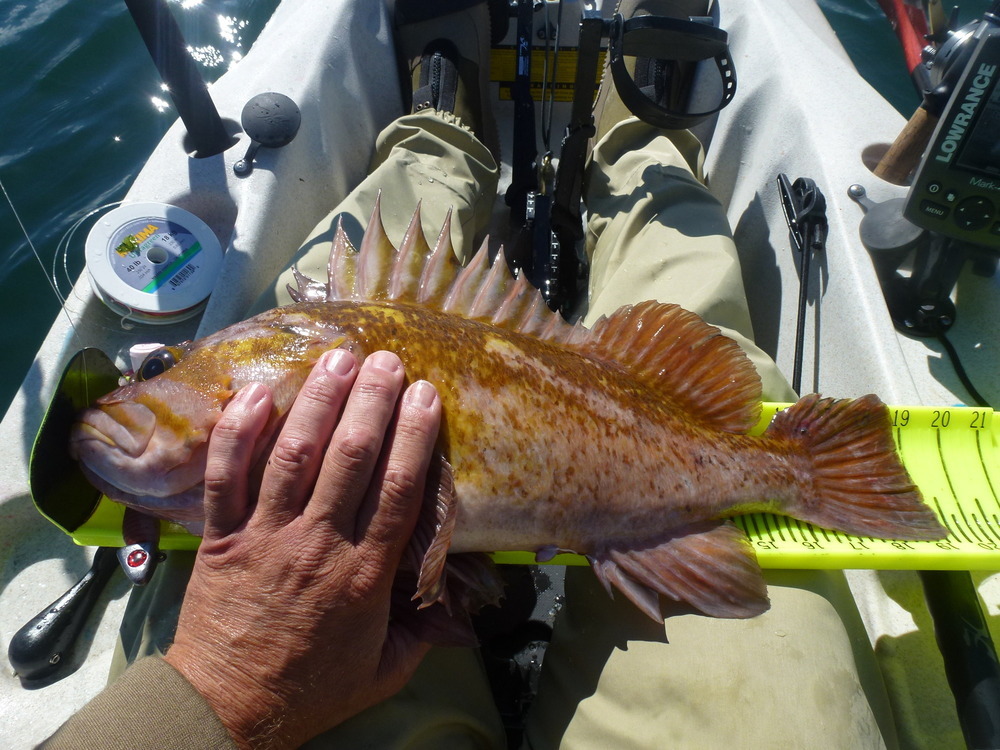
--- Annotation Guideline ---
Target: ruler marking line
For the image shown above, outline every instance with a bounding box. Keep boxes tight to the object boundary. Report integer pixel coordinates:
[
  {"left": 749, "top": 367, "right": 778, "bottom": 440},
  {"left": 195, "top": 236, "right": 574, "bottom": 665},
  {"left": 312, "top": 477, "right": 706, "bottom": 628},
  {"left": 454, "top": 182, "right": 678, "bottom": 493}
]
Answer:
[
  {"left": 936, "top": 428, "right": 959, "bottom": 501},
  {"left": 973, "top": 497, "right": 1000, "bottom": 544},
  {"left": 765, "top": 514, "right": 785, "bottom": 542},
  {"left": 951, "top": 513, "right": 976, "bottom": 544},
  {"left": 805, "top": 520, "right": 821, "bottom": 543},
  {"left": 931, "top": 496, "right": 957, "bottom": 541},
  {"left": 966, "top": 512, "right": 987, "bottom": 544},
  {"left": 976, "top": 429, "right": 999, "bottom": 507},
  {"left": 935, "top": 428, "right": 983, "bottom": 543},
  {"left": 790, "top": 518, "right": 804, "bottom": 541},
  {"left": 961, "top": 515, "right": 985, "bottom": 543}
]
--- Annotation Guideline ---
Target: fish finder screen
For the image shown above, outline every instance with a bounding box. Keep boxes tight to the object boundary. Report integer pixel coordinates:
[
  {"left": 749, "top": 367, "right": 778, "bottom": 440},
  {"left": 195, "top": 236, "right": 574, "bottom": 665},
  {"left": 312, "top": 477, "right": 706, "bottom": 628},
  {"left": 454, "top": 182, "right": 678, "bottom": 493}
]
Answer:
[{"left": 957, "top": 78, "right": 1000, "bottom": 177}]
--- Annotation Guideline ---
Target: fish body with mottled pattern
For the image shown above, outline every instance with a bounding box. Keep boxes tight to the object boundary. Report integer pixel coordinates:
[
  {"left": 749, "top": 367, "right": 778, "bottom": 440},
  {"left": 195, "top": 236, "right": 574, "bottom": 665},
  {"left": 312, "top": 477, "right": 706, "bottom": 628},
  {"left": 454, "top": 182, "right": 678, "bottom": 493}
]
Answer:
[{"left": 70, "top": 203, "right": 947, "bottom": 620}]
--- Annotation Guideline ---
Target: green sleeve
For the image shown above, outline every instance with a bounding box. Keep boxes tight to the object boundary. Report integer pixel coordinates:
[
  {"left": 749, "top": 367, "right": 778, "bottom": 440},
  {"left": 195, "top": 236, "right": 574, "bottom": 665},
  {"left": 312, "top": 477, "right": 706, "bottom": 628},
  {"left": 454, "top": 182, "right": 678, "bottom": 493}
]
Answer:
[{"left": 38, "top": 656, "right": 236, "bottom": 749}]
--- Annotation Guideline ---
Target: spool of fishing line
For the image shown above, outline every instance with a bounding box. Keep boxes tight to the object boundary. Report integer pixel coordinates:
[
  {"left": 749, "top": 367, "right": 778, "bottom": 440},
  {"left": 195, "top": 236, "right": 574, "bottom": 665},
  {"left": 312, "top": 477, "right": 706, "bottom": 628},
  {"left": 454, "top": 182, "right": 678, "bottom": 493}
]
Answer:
[{"left": 85, "top": 202, "right": 222, "bottom": 324}]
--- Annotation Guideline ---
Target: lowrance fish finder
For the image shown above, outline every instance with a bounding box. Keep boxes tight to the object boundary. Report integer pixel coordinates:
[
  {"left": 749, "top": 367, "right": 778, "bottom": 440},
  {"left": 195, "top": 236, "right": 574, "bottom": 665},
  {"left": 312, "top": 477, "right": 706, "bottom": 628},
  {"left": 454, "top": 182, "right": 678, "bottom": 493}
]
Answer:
[{"left": 904, "top": 13, "right": 1000, "bottom": 249}]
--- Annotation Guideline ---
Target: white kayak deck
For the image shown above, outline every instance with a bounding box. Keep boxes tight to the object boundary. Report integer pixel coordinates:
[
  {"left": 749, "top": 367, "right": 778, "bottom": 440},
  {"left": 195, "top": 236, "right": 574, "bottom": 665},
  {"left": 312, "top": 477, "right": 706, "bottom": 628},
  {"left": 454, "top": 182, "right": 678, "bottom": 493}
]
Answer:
[{"left": 1, "top": 0, "right": 998, "bottom": 747}]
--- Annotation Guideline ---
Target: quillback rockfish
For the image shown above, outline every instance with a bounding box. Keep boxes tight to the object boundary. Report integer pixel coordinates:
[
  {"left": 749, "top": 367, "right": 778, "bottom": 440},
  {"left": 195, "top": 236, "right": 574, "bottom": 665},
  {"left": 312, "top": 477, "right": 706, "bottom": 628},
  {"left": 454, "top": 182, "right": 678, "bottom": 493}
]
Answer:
[{"left": 70, "top": 199, "right": 947, "bottom": 622}]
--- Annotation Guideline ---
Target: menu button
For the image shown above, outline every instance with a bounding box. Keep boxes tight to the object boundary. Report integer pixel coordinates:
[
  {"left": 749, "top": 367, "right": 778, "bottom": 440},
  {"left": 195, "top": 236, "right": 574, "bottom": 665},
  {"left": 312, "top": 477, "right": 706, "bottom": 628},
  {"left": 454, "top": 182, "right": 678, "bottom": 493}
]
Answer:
[{"left": 919, "top": 200, "right": 950, "bottom": 220}]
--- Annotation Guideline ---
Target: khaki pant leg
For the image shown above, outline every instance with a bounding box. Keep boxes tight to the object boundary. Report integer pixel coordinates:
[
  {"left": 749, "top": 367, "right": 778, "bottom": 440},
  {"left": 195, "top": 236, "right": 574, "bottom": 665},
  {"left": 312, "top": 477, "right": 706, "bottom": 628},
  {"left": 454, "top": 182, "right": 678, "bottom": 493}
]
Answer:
[
  {"left": 523, "top": 119, "right": 897, "bottom": 749},
  {"left": 113, "top": 111, "right": 506, "bottom": 749},
  {"left": 526, "top": 568, "right": 895, "bottom": 750},
  {"left": 581, "top": 117, "right": 795, "bottom": 404},
  {"left": 251, "top": 110, "right": 498, "bottom": 314}
]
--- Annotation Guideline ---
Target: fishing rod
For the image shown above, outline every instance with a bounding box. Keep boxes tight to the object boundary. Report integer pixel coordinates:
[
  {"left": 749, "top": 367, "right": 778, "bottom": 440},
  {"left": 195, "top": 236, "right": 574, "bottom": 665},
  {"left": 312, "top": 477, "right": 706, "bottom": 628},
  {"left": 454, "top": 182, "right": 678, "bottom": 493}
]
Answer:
[
  {"left": 875, "top": 0, "right": 936, "bottom": 94},
  {"left": 875, "top": 1, "right": 999, "bottom": 184},
  {"left": 864, "top": 4, "right": 1000, "bottom": 747}
]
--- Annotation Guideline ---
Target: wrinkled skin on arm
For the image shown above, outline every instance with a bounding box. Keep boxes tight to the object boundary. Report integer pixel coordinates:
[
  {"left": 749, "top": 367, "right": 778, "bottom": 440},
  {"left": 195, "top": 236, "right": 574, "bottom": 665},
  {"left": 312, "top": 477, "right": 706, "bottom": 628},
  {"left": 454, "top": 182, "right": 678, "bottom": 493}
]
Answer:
[{"left": 163, "top": 349, "right": 441, "bottom": 749}]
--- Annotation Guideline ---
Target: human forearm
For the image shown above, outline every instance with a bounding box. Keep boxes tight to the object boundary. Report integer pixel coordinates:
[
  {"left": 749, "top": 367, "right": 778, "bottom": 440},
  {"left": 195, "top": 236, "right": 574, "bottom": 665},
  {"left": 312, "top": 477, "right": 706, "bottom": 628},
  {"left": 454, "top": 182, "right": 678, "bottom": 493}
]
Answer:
[{"left": 38, "top": 656, "right": 235, "bottom": 750}]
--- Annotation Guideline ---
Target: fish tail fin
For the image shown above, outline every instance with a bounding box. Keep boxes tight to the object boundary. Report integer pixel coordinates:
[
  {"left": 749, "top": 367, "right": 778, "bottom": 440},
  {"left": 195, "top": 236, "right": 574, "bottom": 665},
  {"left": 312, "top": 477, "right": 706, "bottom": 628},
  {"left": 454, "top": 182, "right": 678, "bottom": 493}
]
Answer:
[{"left": 766, "top": 394, "right": 947, "bottom": 541}]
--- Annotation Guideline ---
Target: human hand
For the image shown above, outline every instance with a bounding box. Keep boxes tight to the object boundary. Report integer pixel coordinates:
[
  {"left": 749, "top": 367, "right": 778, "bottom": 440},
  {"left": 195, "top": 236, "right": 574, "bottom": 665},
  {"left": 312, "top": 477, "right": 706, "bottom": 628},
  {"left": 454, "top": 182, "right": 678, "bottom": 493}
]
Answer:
[{"left": 163, "top": 349, "right": 441, "bottom": 749}]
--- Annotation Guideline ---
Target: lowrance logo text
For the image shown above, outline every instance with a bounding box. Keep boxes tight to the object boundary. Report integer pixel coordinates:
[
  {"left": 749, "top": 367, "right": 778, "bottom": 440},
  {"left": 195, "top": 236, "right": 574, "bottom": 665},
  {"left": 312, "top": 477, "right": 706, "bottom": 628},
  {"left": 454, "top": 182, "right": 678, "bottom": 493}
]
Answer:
[{"left": 936, "top": 63, "right": 998, "bottom": 164}]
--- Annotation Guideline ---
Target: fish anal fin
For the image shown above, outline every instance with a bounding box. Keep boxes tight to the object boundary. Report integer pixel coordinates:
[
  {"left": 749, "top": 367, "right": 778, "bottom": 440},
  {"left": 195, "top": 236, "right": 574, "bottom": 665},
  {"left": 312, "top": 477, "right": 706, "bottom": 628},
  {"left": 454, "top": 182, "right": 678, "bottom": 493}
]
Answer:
[
  {"left": 589, "top": 521, "right": 770, "bottom": 620},
  {"left": 581, "top": 302, "right": 762, "bottom": 433}
]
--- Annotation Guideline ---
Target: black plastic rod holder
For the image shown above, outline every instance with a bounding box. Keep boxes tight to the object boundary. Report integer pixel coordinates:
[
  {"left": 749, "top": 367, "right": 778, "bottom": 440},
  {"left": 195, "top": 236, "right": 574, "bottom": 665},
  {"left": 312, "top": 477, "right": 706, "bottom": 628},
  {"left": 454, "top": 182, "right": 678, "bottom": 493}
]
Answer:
[{"left": 124, "top": 0, "right": 236, "bottom": 157}]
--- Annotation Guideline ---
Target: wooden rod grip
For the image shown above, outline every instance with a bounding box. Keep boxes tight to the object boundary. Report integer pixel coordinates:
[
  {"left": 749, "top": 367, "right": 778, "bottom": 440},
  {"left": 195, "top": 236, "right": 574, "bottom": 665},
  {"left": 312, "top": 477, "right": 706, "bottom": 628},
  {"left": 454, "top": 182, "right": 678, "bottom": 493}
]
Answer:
[{"left": 874, "top": 105, "right": 939, "bottom": 185}]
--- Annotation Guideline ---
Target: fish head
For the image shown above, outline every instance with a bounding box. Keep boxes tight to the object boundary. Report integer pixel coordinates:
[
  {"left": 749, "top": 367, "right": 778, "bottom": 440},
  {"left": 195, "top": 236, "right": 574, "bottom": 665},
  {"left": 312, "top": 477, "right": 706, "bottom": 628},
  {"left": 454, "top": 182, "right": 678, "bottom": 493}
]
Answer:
[
  {"left": 69, "top": 343, "right": 227, "bottom": 515},
  {"left": 69, "top": 309, "right": 350, "bottom": 524}
]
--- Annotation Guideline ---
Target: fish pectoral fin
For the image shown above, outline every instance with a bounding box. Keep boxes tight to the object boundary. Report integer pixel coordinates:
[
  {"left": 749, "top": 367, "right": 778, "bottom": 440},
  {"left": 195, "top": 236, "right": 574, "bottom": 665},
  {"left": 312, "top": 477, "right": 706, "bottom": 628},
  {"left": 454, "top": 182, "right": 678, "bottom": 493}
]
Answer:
[
  {"left": 408, "top": 454, "right": 458, "bottom": 608},
  {"left": 588, "top": 521, "right": 770, "bottom": 621},
  {"left": 405, "top": 453, "right": 504, "bottom": 616},
  {"left": 389, "top": 568, "right": 480, "bottom": 648}
]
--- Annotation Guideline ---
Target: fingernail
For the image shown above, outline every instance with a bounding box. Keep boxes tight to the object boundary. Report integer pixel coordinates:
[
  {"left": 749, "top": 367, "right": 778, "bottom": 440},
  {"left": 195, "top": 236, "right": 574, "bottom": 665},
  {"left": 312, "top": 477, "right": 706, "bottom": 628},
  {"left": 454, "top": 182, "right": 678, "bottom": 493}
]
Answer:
[
  {"left": 368, "top": 350, "right": 402, "bottom": 373},
  {"left": 406, "top": 380, "right": 437, "bottom": 409},
  {"left": 235, "top": 382, "right": 267, "bottom": 407},
  {"left": 323, "top": 348, "right": 355, "bottom": 376}
]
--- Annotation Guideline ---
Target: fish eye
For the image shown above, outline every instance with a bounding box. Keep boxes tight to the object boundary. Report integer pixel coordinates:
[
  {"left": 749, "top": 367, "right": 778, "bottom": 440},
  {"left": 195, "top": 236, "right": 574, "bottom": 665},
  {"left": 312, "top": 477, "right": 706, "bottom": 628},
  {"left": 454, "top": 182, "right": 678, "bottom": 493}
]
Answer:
[{"left": 137, "top": 347, "right": 178, "bottom": 381}]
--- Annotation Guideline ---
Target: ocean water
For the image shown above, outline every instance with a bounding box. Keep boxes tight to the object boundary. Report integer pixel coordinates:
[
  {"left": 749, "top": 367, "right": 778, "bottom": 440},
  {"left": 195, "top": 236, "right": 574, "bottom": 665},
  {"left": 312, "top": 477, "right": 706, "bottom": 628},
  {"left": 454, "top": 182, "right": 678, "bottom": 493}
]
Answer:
[
  {"left": 0, "top": 0, "right": 278, "bottom": 417},
  {"left": 0, "top": 0, "right": 989, "bottom": 417}
]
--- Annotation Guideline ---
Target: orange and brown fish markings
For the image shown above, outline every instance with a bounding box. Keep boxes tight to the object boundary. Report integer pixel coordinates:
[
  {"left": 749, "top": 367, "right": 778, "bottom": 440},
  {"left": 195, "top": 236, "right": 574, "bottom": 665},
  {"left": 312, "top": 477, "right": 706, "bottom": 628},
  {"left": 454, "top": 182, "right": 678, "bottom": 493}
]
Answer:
[{"left": 69, "top": 199, "right": 947, "bottom": 627}]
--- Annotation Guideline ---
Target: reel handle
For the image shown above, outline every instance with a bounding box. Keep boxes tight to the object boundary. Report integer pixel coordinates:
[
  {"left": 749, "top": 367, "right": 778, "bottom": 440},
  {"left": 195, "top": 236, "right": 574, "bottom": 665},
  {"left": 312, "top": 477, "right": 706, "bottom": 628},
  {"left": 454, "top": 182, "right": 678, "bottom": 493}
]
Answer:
[{"left": 7, "top": 547, "right": 119, "bottom": 682}]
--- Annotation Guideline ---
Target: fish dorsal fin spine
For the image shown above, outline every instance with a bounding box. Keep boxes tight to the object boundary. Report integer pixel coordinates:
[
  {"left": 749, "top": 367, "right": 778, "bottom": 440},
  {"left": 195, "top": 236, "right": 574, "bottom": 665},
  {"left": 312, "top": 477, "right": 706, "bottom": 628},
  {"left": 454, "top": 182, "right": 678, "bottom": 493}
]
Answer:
[
  {"left": 443, "top": 239, "right": 492, "bottom": 314},
  {"left": 326, "top": 220, "right": 358, "bottom": 301},
  {"left": 294, "top": 201, "right": 761, "bottom": 432},
  {"left": 417, "top": 210, "right": 464, "bottom": 305},
  {"left": 355, "top": 192, "right": 395, "bottom": 300},
  {"left": 389, "top": 203, "right": 432, "bottom": 300},
  {"left": 297, "top": 200, "right": 571, "bottom": 339}
]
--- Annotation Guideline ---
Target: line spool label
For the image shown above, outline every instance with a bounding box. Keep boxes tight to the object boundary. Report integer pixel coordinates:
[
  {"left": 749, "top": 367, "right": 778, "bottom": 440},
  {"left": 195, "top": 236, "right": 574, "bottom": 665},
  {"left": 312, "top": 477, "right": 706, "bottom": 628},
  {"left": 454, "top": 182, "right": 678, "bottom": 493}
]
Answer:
[{"left": 86, "top": 202, "right": 222, "bottom": 324}]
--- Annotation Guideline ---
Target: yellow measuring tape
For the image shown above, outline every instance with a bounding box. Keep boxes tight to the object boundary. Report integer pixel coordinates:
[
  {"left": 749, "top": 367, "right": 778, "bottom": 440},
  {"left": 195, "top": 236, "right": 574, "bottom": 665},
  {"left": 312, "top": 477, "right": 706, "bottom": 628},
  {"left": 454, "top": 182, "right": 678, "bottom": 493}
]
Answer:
[
  {"left": 739, "top": 403, "right": 999, "bottom": 570},
  {"left": 69, "top": 404, "right": 999, "bottom": 570}
]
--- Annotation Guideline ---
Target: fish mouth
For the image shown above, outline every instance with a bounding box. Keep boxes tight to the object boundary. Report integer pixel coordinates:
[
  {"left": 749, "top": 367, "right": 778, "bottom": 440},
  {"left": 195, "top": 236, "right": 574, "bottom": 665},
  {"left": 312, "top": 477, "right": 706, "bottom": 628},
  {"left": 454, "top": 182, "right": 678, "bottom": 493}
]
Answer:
[
  {"left": 73, "top": 432, "right": 210, "bottom": 505},
  {"left": 70, "top": 401, "right": 157, "bottom": 459},
  {"left": 72, "top": 421, "right": 120, "bottom": 450},
  {"left": 69, "top": 399, "right": 208, "bottom": 500}
]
